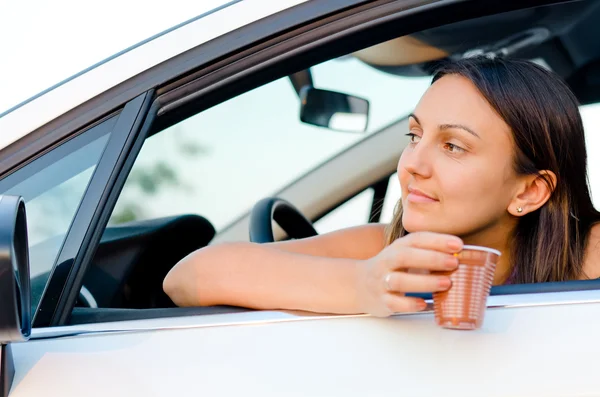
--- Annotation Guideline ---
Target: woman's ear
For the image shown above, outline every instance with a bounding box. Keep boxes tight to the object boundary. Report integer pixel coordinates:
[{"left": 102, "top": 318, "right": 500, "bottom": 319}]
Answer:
[{"left": 508, "top": 170, "right": 557, "bottom": 216}]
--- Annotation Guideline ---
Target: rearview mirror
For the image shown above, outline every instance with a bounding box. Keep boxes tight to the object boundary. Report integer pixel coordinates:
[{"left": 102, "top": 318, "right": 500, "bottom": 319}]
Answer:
[
  {"left": 0, "top": 196, "right": 31, "bottom": 397},
  {"left": 300, "top": 87, "right": 369, "bottom": 133}
]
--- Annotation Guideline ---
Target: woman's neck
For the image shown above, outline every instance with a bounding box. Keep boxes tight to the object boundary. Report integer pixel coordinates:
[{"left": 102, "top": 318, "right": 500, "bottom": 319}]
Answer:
[{"left": 460, "top": 220, "right": 515, "bottom": 285}]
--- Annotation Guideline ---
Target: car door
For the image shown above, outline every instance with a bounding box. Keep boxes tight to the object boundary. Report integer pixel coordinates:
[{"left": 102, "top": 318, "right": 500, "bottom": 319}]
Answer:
[{"left": 4, "top": 1, "right": 600, "bottom": 396}]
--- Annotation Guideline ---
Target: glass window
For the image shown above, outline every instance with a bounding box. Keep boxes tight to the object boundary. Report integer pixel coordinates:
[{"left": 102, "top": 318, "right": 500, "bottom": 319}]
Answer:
[
  {"left": 380, "top": 173, "right": 401, "bottom": 224},
  {"left": 0, "top": 117, "right": 114, "bottom": 308},
  {"left": 313, "top": 171, "right": 402, "bottom": 234},
  {"left": 581, "top": 103, "right": 600, "bottom": 209},
  {"left": 314, "top": 188, "right": 375, "bottom": 234},
  {"left": 110, "top": 57, "right": 430, "bottom": 231}
]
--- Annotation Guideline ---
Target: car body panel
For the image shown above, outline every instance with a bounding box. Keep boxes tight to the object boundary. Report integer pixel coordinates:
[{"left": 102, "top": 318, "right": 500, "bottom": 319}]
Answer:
[
  {"left": 10, "top": 290, "right": 600, "bottom": 396},
  {"left": 2, "top": 0, "right": 600, "bottom": 395}
]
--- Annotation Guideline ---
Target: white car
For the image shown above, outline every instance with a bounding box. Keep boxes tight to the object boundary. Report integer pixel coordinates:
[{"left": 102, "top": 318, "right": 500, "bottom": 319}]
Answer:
[{"left": 2, "top": 0, "right": 600, "bottom": 396}]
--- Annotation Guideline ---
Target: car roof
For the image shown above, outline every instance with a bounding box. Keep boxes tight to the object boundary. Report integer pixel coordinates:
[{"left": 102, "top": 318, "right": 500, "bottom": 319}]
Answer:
[
  {"left": 0, "top": 1, "right": 234, "bottom": 117},
  {"left": 0, "top": 0, "right": 306, "bottom": 152}
]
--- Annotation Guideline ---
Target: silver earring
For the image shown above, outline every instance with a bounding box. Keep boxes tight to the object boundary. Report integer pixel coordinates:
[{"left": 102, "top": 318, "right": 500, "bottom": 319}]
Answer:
[{"left": 517, "top": 207, "right": 523, "bottom": 213}]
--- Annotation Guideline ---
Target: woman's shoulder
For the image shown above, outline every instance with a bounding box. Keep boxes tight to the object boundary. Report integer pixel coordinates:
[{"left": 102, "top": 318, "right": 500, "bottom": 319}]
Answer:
[{"left": 583, "top": 223, "right": 600, "bottom": 279}]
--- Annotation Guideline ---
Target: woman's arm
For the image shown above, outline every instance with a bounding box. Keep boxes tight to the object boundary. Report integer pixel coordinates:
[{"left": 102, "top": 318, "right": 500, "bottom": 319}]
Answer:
[
  {"left": 162, "top": 224, "right": 387, "bottom": 313},
  {"left": 266, "top": 223, "right": 387, "bottom": 258}
]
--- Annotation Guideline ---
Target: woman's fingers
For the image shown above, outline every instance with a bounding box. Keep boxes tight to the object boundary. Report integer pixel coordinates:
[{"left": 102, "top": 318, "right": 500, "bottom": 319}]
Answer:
[
  {"left": 395, "top": 231, "right": 463, "bottom": 254},
  {"left": 390, "top": 246, "right": 459, "bottom": 272},
  {"left": 384, "top": 271, "right": 451, "bottom": 293},
  {"left": 357, "top": 231, "right": 463, "bottom": 317},
  {"left": 382, "top": 293, "right": 427, "bottom": 314}
]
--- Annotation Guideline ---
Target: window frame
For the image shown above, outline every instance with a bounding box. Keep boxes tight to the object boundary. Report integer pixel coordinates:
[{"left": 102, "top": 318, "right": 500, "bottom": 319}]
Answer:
[
  {"left": 28, "top": 93, "right": 154, "bottom": 327},
  {"left": 107, "top": 0, "right": 600, "bottom": 318},
  {"left": 135, "top": 0, "right": 600, "bottom": 306}
]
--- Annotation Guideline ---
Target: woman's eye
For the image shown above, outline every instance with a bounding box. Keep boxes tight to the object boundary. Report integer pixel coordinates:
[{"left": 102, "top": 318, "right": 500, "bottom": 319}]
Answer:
[
  {"left": 406, "top": 133, "right": 421, "bottom": 143},
  {"left": 443, "top": 142, "right": 464, "bottom": 153}
]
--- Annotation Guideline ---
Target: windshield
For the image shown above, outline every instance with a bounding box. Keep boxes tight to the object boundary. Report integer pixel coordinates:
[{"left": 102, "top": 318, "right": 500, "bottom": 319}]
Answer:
[{"left": 0, "top": 0, "right": 233, "bottom": 115}]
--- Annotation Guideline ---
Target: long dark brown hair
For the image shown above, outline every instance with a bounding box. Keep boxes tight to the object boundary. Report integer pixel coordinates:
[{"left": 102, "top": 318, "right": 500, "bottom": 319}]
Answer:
[{"left": 386, "top": 55, "right": 600, "bottom": 284}]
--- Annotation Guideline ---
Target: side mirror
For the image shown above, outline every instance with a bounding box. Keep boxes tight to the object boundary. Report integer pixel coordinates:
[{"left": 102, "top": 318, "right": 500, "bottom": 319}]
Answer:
[
  {"left": 0, "top": 196, "right": 31, "bottom": 397},
  {"left": 299, "top": 87, "right": 370, "bottom": 133}
]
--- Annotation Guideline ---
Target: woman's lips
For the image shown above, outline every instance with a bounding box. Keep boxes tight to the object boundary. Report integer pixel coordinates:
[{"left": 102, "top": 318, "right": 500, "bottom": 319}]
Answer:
[{"left": 407, "top": 187, "right": 438, "bottom": 203}]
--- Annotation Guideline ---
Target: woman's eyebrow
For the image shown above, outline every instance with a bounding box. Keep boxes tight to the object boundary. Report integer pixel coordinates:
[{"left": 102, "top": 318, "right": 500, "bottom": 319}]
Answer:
[
  {"left": 409, "top": 113, "right": 480, "bottom": 139},
  {"left": 408, "top": 113, "right": 420, "bottom": 123},
  {"left": 439, "top": 123, "right": 481, "bottom": 139}
]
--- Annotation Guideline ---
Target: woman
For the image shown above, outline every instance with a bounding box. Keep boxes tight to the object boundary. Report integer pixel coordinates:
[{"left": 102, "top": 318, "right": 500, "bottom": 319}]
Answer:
[{"left": 163, "top": 55, "right": 600, "bottom": 317}]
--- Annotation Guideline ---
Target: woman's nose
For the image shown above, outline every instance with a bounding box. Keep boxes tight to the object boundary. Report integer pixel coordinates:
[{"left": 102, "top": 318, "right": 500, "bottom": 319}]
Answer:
[{"left": 402, "top": 142, "right": 433, "bottom": 178}]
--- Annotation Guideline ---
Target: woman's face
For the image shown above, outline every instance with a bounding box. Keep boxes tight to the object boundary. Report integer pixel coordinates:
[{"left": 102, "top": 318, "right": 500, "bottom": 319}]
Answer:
[{"left": 398, "top": 74, "right": 520, "bottom": 238}]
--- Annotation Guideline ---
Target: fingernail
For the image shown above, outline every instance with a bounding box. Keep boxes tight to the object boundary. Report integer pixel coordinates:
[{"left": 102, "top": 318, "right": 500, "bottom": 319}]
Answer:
[
  {"left": 416, "top": 301, "right": 427, "bottom": 311},
  {"left": 438, "top": 278, "right": 451, "bottom": 289},
  {"left": 445, "top": 257, "right": 459, "bottom": 269},
  {"left": 447, "top": 239, "right": 463, "bottom": 251}
]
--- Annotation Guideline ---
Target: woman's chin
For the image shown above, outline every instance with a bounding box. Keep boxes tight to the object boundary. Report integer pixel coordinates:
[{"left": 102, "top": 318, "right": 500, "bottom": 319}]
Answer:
[
  {"left": 402, "top": 216, "right": 448, "bottom": 234},
  {"left": 403, "top": 224, "right": 430, "bottom": 233}
]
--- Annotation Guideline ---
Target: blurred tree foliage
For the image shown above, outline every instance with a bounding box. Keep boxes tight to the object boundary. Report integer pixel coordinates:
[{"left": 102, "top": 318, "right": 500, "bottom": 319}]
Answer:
[{"left": 109, "top": 126, "right": 210, "bottom": 225}]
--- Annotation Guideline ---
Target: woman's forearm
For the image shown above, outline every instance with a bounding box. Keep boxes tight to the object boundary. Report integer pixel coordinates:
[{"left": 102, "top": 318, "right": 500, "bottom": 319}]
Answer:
[{"left": 163, "top": 242, "right": 362, "bottom": 314}]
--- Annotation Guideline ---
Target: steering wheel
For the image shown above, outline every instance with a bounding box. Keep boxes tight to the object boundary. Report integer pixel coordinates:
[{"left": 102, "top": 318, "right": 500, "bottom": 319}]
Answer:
[
  {"left": 249, "top": 197, "right": 318, "bottom": 243},
  {"left": 77, "top": 285, "right": 98, "bottom": 308}
]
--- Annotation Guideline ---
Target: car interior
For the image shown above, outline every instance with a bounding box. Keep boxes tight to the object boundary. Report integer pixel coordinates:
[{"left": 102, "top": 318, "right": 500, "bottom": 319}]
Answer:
[{"left": 48, "top": 0, "right": 600, "bottom": 325}]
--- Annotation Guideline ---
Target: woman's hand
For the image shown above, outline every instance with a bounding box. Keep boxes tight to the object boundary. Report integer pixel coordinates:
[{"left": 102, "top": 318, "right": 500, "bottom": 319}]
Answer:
[{"left": 355, "top": 232, "right": 463, "bottom": 317}]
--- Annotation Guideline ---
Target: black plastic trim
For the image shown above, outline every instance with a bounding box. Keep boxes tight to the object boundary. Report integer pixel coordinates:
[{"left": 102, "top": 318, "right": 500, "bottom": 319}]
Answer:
[
  {"left": 55, "top": 96, "right": 158, "bottom": 326},
  {"left": 0, "top": 197, "right": 31, "bottom": 344},
  {"left": 0, "top": 197, "right": 29, "bottom": 397},
  {"left": 0, "top": 344, "right": 14, "bottom": 397},
  {"left": 0, "top": 0, "right": 374, "bottom": 180},
  {"left": 33, "top": 92, "right": 154, "bottom": 327},
  {"left": 489, "top": 279, "right": 600, "bottom": 295},
  {"left": 155, "top": 0, "right": 395, "bottom": 101},
  {"left": 69, "top": 306, "right": 250, "bottom": 326},
  {"left": 407, "top": 278, "right": 600, "bottom": 300}
]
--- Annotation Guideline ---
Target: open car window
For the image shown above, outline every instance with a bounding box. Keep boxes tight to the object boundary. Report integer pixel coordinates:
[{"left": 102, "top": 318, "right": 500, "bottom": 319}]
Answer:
[
  {"left": 109, "top": 57, "right": 430, "bottom": 232},
  {"left": 63, "top": 1, "right": 600, "bottom": 330}
]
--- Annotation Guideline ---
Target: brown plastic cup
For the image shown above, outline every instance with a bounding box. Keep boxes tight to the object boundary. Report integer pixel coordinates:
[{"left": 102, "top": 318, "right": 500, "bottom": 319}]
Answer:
[{"left": 432, "top": 245, "right": 501, "bottom": 330}]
